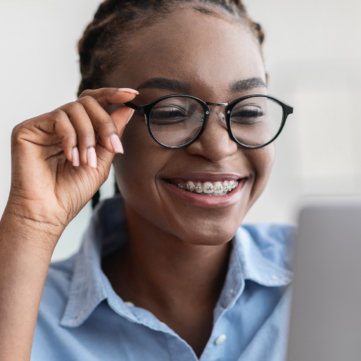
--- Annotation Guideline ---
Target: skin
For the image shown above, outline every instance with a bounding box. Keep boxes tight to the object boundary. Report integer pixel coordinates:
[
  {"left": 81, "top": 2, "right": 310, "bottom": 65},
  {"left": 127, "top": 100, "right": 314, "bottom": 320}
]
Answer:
[
  {"left": 104, "top": 7, "right": 274, "bottom": 356},
  {"left": 0, "top": 5, "right": 274, "bottom": 360}
]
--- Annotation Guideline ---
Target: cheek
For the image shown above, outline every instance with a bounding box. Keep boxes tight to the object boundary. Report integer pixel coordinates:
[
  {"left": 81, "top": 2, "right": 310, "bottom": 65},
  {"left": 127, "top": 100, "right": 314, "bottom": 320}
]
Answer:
[
  {"left": 115, "top": 116, "right": 160, "bottom": 189},
  {"left": 256, "top": 144, "right": 275, "bottom": 174},
  {"left": 112, "top": 118, "right": 275, "bottom": 244},
  {"left": 113, "top": 117, "right": 172, "bottom": 220},
  {"left": 248, "top": 144, "right": 275, "bottom": 201}
]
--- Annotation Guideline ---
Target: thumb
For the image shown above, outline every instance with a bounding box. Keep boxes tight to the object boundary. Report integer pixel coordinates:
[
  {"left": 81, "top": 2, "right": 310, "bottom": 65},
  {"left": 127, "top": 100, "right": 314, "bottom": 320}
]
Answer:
[
  {"left": 94, "top": 106, "right": 134, "bottom": 168},
  {"left": 111, "top": 106, "right": 135, "bottom": 137}
]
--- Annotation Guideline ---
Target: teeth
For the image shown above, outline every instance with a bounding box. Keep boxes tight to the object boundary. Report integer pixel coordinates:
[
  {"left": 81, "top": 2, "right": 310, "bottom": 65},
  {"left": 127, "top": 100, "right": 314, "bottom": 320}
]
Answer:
[
  {"left": 195, "top": 182, "right": 203, "bottom": 193},
  {"left": 229, "top": 180, "right": 237, "bottom": 190},
  {"left": 186, "top": 181, "right": 195, "bottom": 192},
  {"left": 214, "top": 181, "right": 223, "bottom": 194},
  {"left": 175, "top": 179, "right": 241, "bottom": 195},
  {"left": 203, "top": 182, "right": 214, "bottom": 194},
  {"left": 223, "top": 181, "right": 231, "bottom": 191}
]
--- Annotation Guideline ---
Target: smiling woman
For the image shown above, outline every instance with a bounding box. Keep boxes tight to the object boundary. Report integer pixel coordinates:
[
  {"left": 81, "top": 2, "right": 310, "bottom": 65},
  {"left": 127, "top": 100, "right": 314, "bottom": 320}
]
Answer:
[{"left": 0, "top": 1, "right": 295, "bottom": 361}]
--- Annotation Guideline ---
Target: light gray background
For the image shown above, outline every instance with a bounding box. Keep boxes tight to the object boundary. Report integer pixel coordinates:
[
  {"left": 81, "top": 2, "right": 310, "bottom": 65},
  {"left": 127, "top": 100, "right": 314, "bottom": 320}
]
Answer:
[{"left": 1, "top": 0, "right": 360, "bottom": 261}]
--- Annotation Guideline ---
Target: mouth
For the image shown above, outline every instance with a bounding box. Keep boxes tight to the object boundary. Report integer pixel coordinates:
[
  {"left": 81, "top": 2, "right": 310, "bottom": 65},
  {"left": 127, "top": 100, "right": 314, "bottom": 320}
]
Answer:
[
  {"left": 165, "top": 179, "right": 241, "bottom": 196},
  {"left": 162, "top": 173, "right": 249, "bottom": 207}
]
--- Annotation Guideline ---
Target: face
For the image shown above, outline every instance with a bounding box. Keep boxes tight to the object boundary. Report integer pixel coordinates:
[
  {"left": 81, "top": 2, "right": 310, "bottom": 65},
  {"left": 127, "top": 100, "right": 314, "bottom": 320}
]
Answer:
[{"left": 107, "top": 7, "right": 274, "bottom": 245}]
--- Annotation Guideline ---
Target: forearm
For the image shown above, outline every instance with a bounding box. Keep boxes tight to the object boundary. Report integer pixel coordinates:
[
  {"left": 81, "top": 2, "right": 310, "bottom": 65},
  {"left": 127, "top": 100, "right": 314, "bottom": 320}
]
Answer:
[{"left": 0, "top": 210, "right": 60, "bottom": 361}]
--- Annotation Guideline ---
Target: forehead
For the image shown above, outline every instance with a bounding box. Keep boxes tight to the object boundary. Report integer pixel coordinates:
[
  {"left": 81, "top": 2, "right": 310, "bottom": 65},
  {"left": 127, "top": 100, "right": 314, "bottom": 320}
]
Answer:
[{"left": 108, "top": 7, "right": 265, "bottom": 97}]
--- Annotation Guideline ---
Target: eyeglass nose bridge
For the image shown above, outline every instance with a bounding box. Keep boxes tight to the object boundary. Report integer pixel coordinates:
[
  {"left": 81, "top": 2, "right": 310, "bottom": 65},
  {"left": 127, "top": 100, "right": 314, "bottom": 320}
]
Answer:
[
  {"left": 205, "top": 102, "right": 229, "bottom": 107},
  {"left": 203, "top": 102, "right": 229, "bottom": 126}
]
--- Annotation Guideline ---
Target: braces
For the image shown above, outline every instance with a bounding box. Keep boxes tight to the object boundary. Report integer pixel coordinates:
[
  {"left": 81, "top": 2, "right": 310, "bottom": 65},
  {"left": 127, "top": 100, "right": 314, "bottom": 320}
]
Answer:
[{"left": 178, "top": 183, "right": 238, "bottom": 193}]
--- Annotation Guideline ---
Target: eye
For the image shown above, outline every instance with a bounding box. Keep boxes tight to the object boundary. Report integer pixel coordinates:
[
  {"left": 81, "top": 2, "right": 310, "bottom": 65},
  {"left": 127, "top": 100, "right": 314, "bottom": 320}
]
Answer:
[
  {"left": 150, "top": 106, "right": 187, "bottom": 125},
  {"left": 231, "top": 105, "right": 265, "bottom": 125},
  {"left": 150, "top": 103, "right": 199, "bottom": 125}
]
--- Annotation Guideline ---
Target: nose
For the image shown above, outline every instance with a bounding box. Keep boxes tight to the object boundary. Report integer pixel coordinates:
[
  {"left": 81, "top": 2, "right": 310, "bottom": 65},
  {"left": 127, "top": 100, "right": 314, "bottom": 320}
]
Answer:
[
  {"left": 206, "top": 102, "right": 229, "bottom": 107},
  {"left": 186, "top": 106, "right": 238, "bottom": 162}
]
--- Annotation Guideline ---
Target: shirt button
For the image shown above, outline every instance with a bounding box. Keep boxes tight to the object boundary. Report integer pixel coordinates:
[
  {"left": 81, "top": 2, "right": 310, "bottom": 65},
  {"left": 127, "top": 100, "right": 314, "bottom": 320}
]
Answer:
[
  {"left": 124, "top": 301, "right": 134, "bottom": 307},
  {"left": 215, "top": 334, "right": 227, "bottom": 345}
]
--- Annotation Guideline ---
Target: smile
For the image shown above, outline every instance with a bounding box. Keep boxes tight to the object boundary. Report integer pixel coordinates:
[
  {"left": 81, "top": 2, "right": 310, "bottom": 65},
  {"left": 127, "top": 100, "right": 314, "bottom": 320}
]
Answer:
[
  {"left": 169, "top": 180, "right": 239, "bottom": 196},
  {"left": 163, "top": 175, "right": 247, "bottom": 208}
]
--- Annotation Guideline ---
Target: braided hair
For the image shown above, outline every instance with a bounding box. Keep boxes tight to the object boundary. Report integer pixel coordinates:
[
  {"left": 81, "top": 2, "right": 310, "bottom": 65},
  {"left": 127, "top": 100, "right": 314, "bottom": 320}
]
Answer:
[{"left": 78, "top": 0, "right": 265, "bottom": 209}]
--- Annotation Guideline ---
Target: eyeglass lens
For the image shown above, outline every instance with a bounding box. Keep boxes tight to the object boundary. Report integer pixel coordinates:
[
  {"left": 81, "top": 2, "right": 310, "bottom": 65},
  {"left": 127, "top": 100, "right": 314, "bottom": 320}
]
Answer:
[
  {"left": 230, "top": 97, "right": 283, "bottom": 147},
  {"left": 149, "top": 97, "right": 204, "bottom": 147},
  {"left": 149, "top": 96, "right": 284, "bottom": 147}
]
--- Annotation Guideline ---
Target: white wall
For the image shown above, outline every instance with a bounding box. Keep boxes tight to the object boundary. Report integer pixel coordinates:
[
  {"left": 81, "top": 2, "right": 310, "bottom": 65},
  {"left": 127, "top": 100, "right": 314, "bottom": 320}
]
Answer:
[
  {"left": 1, "top": 0, "right": 360, "bottom": 261},
  {"left": 243, "top": 0, "right": 361, "bottom": 222}
]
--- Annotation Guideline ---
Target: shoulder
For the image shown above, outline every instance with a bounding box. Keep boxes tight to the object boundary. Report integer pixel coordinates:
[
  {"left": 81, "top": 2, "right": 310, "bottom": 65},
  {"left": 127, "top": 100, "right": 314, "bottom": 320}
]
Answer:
[
  {"left": 240, "top": 223, "right": 296, "bottom": 272},
  {"left": 32, "top": 256, "right": 76, "bottom": 358}
]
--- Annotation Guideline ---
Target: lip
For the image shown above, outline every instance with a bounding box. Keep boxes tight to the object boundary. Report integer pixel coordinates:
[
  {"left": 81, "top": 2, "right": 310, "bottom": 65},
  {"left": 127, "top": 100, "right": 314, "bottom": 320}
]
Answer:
[
  {"left": 163, "top": 178, "right": 247, "bottom": 208},
  {"left": 164, "top": 172, "right": 246, "bottom": 183}
]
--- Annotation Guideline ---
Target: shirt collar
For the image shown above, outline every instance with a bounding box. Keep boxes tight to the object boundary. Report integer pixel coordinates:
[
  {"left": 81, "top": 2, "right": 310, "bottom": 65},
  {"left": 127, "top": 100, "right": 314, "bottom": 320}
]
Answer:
[
  {"left": 235, "top": 226, "right": 293, "bottom": 286},
  {"left": 61, "top": 196, "right": 293, "bottom": 327},
  {"left": 217, "top": 226, "right": 294, "bottom": 309},
  {"left": 60, "top": 195, "right": 135, "bottom": 327}
]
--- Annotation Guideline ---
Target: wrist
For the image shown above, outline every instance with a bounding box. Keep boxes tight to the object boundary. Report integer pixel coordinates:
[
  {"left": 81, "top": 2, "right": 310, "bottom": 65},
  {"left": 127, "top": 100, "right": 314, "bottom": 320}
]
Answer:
[{"left": 0, "top": 204, "right": 64, "bottom": 258}]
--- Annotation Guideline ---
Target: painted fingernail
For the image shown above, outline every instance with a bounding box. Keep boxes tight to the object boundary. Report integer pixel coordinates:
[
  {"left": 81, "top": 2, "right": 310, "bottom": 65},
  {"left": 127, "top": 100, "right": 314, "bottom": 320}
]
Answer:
[
  {"left": 117, "top": 88, "right": 139, "bottom": 95},
  {"left": 126, "top": 109, "right": 135, "bottom": 124},
  {"left": 72, "top": 147, "right": 80, "bottom": 167},
  {"left": 87, "top": 147, "right": 97, "bottom": 168},
  {"left": 110, "top": 134, "right": 124, "bottom": 154}
]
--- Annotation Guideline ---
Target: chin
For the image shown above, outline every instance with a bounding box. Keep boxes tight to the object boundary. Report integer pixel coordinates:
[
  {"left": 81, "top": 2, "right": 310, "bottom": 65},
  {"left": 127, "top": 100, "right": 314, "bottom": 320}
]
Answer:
[{"left": 175, "top": 220, "right": 242, "bottom": 246}]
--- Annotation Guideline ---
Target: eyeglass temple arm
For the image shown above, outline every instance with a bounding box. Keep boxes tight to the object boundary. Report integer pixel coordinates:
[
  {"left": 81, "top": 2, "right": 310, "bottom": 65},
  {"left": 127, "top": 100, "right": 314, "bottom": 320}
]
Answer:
[
  {"left": 122, "top": 102, "right": 144, "bottom": 113},
  {"left": 283, "top": 103, "right": 294, "bottom": 115}
]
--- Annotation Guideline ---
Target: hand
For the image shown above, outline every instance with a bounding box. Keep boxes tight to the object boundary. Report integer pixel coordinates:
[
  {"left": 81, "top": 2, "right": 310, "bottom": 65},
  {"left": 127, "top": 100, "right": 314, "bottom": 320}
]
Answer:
[{"left": 6, "top": 87, "right": 137, "bottom": 248}]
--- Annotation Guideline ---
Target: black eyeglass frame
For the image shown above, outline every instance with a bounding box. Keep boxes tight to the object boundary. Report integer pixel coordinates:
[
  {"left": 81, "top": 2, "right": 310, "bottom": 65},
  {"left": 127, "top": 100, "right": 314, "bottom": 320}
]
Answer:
[{"left": 124, "top": 94, "right": 294, "bottom": 149}]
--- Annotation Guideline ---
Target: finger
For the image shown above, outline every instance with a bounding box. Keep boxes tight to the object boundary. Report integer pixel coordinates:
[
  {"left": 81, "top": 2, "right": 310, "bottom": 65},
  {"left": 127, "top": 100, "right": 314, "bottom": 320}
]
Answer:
[
  {"left": 110, "top": 106, "right": 135, "bottom": 140},
  {"left": 58, "top": 102, "right": 97, "bottom": 168},
  {"left": 77, "top": 96, "right": 124, "bottom": 154},
  {"left": 48, "top": 109, "right": 79, "bottom": 166},
  {"left": 78, "top": 87, "right": 138, "bottom": 108},
  {"left": 92, "top": 106, "right": 135, "bottom": 169}
]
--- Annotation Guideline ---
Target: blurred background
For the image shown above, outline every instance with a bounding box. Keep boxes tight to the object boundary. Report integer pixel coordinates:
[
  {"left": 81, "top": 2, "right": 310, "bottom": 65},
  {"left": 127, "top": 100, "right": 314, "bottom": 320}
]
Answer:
[{"left": 0, "top": 0, "right": 360, "bottom": 261}]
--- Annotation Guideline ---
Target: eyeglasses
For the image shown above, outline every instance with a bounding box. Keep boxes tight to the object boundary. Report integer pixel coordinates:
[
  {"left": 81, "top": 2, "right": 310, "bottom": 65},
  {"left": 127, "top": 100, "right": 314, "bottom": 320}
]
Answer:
[{"left": 124, "top": 94, "right": 293, "bottom": 149}]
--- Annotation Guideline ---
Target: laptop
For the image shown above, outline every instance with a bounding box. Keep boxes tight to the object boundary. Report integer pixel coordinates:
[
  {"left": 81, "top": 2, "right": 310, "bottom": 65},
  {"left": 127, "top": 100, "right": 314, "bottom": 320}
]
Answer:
[{"left": 286, "top": 202, "right": 361, "bottom": 361}]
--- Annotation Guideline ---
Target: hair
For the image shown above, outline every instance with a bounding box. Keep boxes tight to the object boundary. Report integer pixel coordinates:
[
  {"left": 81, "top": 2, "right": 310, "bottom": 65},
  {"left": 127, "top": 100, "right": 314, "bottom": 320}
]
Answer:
[{"left": 78, "top": 0, "right": 265, "bottom": 209}]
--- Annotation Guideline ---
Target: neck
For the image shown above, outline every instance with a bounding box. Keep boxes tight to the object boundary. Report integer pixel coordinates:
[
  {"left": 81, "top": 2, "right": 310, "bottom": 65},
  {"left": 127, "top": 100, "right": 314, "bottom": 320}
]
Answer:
[
  {"left": 102, "top": 203, "right": 232, "bottom": 357},
  {"left": 103, "top": 202, "right": 231, "bottom": 312}
]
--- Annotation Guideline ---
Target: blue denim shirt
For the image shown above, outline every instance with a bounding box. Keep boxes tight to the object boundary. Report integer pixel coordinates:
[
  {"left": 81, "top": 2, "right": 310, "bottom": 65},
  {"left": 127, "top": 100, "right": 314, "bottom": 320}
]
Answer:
[{"left": 32, "top": 195, "right": 295, "bottom": 361}]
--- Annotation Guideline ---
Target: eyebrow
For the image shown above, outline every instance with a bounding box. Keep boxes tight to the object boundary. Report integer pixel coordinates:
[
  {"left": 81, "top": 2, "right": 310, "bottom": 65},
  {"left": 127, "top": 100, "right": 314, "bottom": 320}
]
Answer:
[
  {"left": 136, "top": 76, "right": 267, "bottom": 94},
  {"left": 136, "top": 78, "right": 191, "bottom": 93},
  {"left": 230, "top": 77, "right": 267, "bottom": 92}
]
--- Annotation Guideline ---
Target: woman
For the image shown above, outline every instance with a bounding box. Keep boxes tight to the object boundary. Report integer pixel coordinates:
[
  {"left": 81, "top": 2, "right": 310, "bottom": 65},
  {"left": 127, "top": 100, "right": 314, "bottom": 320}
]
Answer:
[{"left": 0, "top": 1, "right": 295, "bottom": 360}]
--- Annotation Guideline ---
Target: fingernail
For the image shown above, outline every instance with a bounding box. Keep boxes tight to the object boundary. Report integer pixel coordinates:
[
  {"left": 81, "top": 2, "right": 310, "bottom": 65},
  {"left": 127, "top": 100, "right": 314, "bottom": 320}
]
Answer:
[
  {"left": 87, "top": 147, "right": 97, "bottom": 168},
  {"left": 72, "top": 147, "right": 80, "bottom": 167},
  {"left": 110, "top": 134, "right": 124, "bottom": 154},
  {"left": 126, "top": 109, "right": 135, "bottom": 124},
  {"left": 117, "top": 88, "right": 139, "bottom": 95}
]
